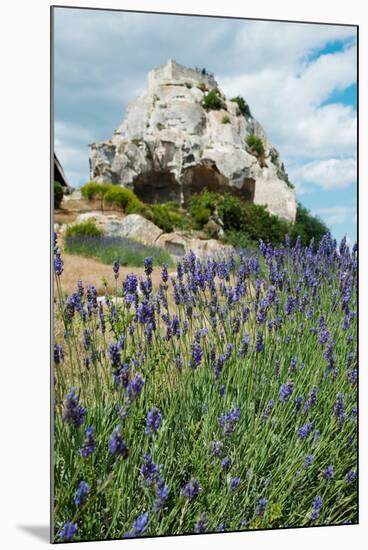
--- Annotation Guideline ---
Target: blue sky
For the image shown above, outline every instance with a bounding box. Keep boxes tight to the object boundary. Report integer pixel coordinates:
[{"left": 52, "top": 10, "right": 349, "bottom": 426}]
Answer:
[{"left": 54, "top": 8, "right": 357, "bottom": 244}]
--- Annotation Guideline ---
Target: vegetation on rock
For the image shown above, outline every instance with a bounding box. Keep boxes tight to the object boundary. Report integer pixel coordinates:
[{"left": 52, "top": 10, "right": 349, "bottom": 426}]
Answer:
[
  {"left": 245, "top": 134, "right": 265, "bottom": 157},
  {"left": 230, "top": 95, "right": 251, "bottom": 117}
]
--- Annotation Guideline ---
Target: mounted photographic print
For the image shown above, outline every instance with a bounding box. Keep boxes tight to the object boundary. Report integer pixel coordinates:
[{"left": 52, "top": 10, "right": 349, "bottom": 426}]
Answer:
[{"left": 52, "top": 6, "right": 358, "bottom": 543}]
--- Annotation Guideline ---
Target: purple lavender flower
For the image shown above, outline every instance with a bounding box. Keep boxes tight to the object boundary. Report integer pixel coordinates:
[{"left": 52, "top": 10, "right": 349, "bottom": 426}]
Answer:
[
  {"left": 80, "top": 426, "right": 96, "bottom": 458},
  {"left": 221, "top": 457, "right": 231, "bottom": 470},
  {"left": 334, "top": 393, "right": 345, "bottom": 423},
  {"left": 190, "top": 340, "right": 203, "bottom": 369},
  {"left": 126, "top": 374, "right": 145, "bottom": 401},
  {"left": 304, "top": 387, "right": 318, "bottom": 414},
  {"left": 74, "top": 481, "right": 89, "bottom": 507},
  {"left": 144, "top": 256, "right": 153, "bottom": 276},
  {"left": 145, "top": 407, "right": 162, "bottom": 435},
  {"left": 154, "top": 479, "right": 170, "bottom": 511},
  {"left": 311, "top": 495, "right": 323, "bottom": 521},
  {"left": 219, "top": 408, "right": 241, "bottom": 437},
  {"left": 113, "top": 259, "right": 119, "bottom": 279},
  {"left": 140, "top": 453, "right": 161, "bottom": 485},
  {"left": 161, "top": 263, "right": 169, "bottom": 283},
  {"left": 63, "top": 388, "right": 85, "bottom": 428},
  {"left": 183, "top": 479, "right": 201, "bottom": 500},
  {"left": 54, "top": 343, "right": 64, "bottom": 365},
  {"left": 323, "top": 464, "right": 334, "bottom": 480},
  {"left": 216, "top": 522, "right": 226, "bottom": 532},
  {"left": 229, "top": 477, "right": 241, "bottom": 491},
  {"left": 261, "top": 399, "right": 274, "bottom": 421},
  {"left": 279, "top": 381, "right": 294, "bottom": 403},
  {"left": 54, "top": 251, "right": 64, "bottom": 276},
  {"left": 109, "top": 426, "right": 128, "bottom": 457},
  {"left": 346, "top": 469, "right": 357, "bottom": 483},
  {"left": 219, "top": 384, "right": 225, "bottom": 396},
  {"left": 297, "top": 421, "right": 313, "bottom": 440},
  {"left": 255, "top": 331, "right": 264, "bottom": 352},
  {"left": 240, "top": 334, "right": 250, "bottom": 355},
  {"left": 194, "top": 513, "right": 208, "bottom": 533},
  {"left": 125, "top": 512, "right": 149, "bottom": 538},
  {"left": 211, "top": 440, "right": 222, "bottom": 457},
  {"left": 59, "top": 522, "right": 78, "bottom": 541},
  {"left": 255, "top": 497, "right": 268, "bottom": 516},
  {"left": 304, "top": 455, "right": 313, "bottom": 469}
]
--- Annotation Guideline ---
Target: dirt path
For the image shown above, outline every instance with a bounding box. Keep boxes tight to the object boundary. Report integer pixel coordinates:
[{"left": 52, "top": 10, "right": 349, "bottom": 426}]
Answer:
[{"left": 58, "top": 253, "right": 166, "bottom": 296}]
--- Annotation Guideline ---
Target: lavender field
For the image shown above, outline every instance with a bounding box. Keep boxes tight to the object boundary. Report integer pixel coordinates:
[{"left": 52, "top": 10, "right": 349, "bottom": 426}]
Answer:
[{"left": 53, "top": 234, "right": 357, "bottom": 542}]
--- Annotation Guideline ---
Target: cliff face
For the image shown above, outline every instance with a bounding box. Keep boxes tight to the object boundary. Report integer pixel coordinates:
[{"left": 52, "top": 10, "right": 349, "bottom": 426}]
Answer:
[{"left": 89, "top": 59, "right": 297, "bottom": 221}]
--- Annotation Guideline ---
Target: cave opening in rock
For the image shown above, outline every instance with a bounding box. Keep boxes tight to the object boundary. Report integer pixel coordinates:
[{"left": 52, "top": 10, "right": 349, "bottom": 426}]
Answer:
[
  {"left": 133, "top": 171, "right": 180, "bottom": 204},
  {"left": 240, "top": 178, "right": 255, "bottom": 202},
  {"left": 182, "top": 164, "right": 256, "bottom": 205}
]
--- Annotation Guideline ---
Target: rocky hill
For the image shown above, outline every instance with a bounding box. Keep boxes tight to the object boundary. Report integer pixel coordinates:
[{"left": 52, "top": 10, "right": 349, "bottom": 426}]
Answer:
[{"left": 89, "top": 59, "right": 297, "bottom": 222}]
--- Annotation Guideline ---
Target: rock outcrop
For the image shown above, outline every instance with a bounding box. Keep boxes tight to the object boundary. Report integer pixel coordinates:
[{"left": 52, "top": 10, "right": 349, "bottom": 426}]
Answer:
[
  {"left": 74, "top": 212, "right": 232, "bottom": 260},
  {"left": 89, "top": 59, "right": 297, "bottom": 221}
]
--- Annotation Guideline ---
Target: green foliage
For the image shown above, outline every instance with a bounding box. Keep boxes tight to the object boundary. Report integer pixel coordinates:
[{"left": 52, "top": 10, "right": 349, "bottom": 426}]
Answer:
[
  {"left": 230, "top": 95, "right": 251, "bottom": 117},
  {"left": 150, "top": 203, "right": 189, "bottom": 233},
  {"left": 270, "top": 148, "right": 279, "bottom": 165},
  {"left": 103, "top": 187, "right": 143, "bottom": 213},
  {"left": 54, "top": 181, "right": 63, "bottom": 209},
  {"left": 245, "top": 134, "right": 265, "bottom": 157},
  {"left": 80, "top": 182, "right": 113, "bottom": 200},
  {"left": 202, "top": 90, "right": 225, "bottom": 111},
  {"left": 222, "top": 115, "right": 231, "bottom": 124},
  {"left": 291, "top": 203, "right": 329, "bottom": 247},
  {"left": 188, "top": 190, "right": 218, "bottom": 228},
  {"left": 64, "top": 219, "right": 104, "bottom": 238}
]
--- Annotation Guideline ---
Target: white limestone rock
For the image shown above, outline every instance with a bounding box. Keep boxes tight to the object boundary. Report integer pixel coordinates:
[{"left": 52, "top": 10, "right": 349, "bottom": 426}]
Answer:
[{"left": 89, "top": 59, "right": 297, "bottom": 221}]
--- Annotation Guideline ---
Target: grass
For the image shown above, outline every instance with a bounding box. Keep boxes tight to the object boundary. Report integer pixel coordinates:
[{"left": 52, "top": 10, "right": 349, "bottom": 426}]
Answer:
[
  {"left": 64, "top": 234, "right": 173, "bottom": 268},
  {"left": 53, "top": 234, "right": 357, "bottom": 542}
]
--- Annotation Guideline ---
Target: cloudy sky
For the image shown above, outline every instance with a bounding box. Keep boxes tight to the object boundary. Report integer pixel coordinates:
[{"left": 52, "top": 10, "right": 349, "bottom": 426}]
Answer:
[{"left": 53, "top": 7, "right": 357, "bottom": 244}]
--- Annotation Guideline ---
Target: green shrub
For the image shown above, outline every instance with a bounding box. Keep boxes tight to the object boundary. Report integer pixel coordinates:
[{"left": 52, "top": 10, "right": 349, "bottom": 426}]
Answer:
[
  {"left": 81, "top": 182, "right": 113, "bottom": 200},
  {"left": 103, "top": 187, "right": 138, "bottom": 210},
  {"left": 245, "top": 134, "right": 265, "bottom": 157},
  {"left": 222, "top": 115, "right": 231, "bottom": 124},
  {"left": 188, "top": 190, "right": 218, "bottom": 228},
  {"left": 270, "top": 148, "right": 279, "bottom": 165},
  {"left": 222, "top": 229, "right": 257, "bottom": 250},
  {"left": 54, "top": 181, "right": 63, "bottom": 209},
  {"left": 291, "top": 203, "right": 329, "bottom": 247},
  {"left": 202, "top": 90, "right": 225, "bottom": 111},
  {"left": 230, "top": 96, "right": 251, "bottom": 117},
  {"left": 150, "top": 204, "right": 175, "bottom": 233},
  {"left": 65, "top": 219, "right": 103, "bottom": 238}
]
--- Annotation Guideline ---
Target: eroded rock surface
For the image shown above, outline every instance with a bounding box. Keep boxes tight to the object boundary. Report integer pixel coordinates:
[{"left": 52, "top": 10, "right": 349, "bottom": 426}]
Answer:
[{"left": 89, "top": 59, "right": 297, "bottom": 221}]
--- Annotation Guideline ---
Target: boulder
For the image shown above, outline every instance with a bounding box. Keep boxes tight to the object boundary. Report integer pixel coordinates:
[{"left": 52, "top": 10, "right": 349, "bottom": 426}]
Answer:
[{"left": 89, "top": 59, "right": 297, "bottom": 222}]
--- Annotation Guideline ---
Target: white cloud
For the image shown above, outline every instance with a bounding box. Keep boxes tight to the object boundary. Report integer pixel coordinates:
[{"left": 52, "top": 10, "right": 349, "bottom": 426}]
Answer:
[
  {"left": 290, "top": 157, "right": 356, "bottom": 190},
  {"left": 53, "top": 9, "right": 357, "bottom": 194},
  {"left": 312, "top": 205, "right": 356, "bottom": 225}
]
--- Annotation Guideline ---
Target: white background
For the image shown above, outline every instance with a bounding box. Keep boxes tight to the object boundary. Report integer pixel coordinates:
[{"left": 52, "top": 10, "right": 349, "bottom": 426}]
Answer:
[{"left": 0, "top": 0, "right": 366, "bottom": 548}]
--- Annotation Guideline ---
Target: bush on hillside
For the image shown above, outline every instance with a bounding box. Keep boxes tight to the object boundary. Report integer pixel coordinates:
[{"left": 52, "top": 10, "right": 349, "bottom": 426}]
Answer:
[
  {"left": 103, "top": 187, "right": 140, "bottom": 212},
  {"left": 222, "top": 115, "right": 231, "bottom": 124},
  {"left": 54, "top": 181, "right": 64, "bottom": 209},
  {"left": 230, "top": 96, "right": 251, "bottom": 117},
  {"left": 245, "top": 134, "right": 265, "bottom": 157},
  {"left": 65, "top": 219, "right": 104, "bottom": 238},
  {"left": 202, "top": 90, "right": 226, "bottom": 111},
  {"left": 81, "top": 182, "right": 113, "bottom": 200},
  {"left": 291, "top": 203, "right": 329, "bottom": 247},
  {"left": 150, "top": 203, "right": 189, "bottom": 233}
]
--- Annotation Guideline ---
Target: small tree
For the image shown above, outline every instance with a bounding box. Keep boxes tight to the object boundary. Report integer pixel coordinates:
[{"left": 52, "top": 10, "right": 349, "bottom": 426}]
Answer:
[
  {"left": 245, "top": 134, "right": 265, "bottom": 157},
  {"left": 230, "top": 96, "right": 251, "bottom": 117},
  {"left": 54, "top": 181, "right": 63, "bottom": 209},
  {"left": 202, "top": 90, "right": 225, "bottom": 111}
]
